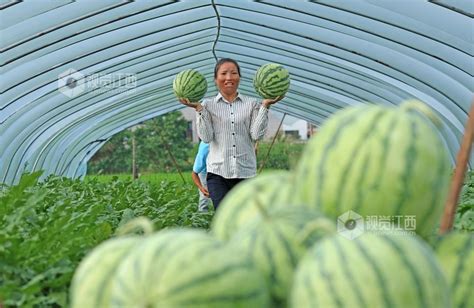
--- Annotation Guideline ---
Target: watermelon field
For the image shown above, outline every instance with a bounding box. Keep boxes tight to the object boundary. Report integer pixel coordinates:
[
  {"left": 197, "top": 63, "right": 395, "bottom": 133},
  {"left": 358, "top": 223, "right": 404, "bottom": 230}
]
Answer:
[
  {"left": 0, "top": 170, "right": 473, "bottom": 306},
  {"left": 0, "top": 171, "right": 212, "bottom": 306}
]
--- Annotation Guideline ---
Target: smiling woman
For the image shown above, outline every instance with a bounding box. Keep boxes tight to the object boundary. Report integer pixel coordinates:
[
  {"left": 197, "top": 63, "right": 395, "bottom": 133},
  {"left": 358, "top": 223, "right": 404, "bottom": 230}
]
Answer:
[
  {"left": 177, "top": 58, "right": 283, "bottom": 209},
  {"left": 213, "top": 59, "right": 241, "bottom": 102}
]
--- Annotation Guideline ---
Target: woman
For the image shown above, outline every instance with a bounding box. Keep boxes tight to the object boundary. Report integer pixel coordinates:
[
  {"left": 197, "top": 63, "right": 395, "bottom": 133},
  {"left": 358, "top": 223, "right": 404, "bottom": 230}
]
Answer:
[{"left": 179, "top": 58, "right": 282, "bottom": 209}]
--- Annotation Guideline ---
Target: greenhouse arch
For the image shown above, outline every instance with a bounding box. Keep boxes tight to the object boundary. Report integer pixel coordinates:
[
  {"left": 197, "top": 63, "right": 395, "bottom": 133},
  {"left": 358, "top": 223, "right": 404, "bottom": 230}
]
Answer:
[{"left": 1, "top": 0, "right": 472, "bottom": 184}]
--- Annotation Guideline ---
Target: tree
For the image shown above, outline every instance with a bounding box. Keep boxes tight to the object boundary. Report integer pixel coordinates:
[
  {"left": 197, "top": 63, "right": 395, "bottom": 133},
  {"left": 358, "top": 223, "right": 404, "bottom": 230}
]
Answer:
[
  {"left": 88, "top": 111, "right": 193, "bottom": 174},
  {"left": 87, "top": 130, "right": 132, "bottom": 174},
  {"left": 136, "top": 112, "right": 193, "bottom": 172}
]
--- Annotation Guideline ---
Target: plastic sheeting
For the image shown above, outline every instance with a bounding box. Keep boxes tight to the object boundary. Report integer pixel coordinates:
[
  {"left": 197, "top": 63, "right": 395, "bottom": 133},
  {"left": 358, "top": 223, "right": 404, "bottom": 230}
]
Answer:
[{"left": 1, "top": 0, "right": 473, "bottom": 184}]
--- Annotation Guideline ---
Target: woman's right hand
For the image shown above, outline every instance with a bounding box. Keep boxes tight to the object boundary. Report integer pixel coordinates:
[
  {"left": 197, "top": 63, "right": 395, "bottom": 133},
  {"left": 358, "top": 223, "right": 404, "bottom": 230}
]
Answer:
[
  {"left": 179, "top": 98, "right": 201, "bottom": 110},
  {"left": 199, "top": 186, "right": 210, "bottom": 197}
]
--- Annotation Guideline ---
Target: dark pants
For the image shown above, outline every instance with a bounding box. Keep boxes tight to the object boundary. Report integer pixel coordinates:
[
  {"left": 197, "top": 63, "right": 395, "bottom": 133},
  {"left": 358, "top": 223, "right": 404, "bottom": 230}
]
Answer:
[{"left": 206, "top": 173, "right": 244, "bottom": 210}]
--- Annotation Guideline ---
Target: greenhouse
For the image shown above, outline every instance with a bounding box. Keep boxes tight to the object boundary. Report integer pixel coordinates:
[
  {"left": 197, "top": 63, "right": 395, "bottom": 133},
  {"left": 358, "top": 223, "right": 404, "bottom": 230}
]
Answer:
[
  {"left": 1, "top": 0, "right": 473, "bottom": 307},
  {"left": 1, "top": 0, "right": 473, "bottom": 184}
]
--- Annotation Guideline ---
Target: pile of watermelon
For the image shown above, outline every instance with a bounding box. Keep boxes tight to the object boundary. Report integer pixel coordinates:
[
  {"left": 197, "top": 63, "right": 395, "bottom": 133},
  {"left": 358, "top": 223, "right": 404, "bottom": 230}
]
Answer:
[{"left": 70, "top": 100, "right": 473, "bottom": 307}]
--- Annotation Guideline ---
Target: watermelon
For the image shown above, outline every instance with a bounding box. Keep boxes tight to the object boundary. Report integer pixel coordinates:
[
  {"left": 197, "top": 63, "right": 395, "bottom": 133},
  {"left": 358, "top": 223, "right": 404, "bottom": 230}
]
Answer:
[
  {"left": 173, "top": 69, "right": 208, "bottom": 102},
  {"left": 253, "top": 63, "right": 290, "bottom": 99},
  {"left": 290, "top": 233, "right": 451, "bottom": 308},
  {"left": 109, "top": 228, "right": 270, "bottom": 307},
  {"left": 211, "top": 170, "right": 293, "bottom": 240},
  {"left": 231, "top": 207, "right": 335, "bottom": 305},
  {"left": 70, "top": 236, "right": 140, "bottom": 308},
  {"left": 434, "top": 232, "right": 473, "bottom": 308},
  {"left": 293, "top": 100, "right": 451, "bottom": 238},
  {"left": 70, "top": 217, "right": 154, "bottom": 307}
]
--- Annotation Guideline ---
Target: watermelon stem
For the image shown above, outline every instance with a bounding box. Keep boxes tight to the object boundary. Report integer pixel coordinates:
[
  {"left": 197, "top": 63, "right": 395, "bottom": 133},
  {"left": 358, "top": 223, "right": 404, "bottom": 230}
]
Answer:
[
  {"left": 115, "top": 216, "right": 154, "bottom": 236},
  {"left": 296, "top": 218, "right": 336, "bottom": 246}
]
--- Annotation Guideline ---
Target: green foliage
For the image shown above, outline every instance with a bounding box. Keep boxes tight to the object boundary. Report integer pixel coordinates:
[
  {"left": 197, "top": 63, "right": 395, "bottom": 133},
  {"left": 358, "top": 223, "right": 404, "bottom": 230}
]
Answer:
[
  {"left": 454, "top": 171, "right": 474, "bottom": 232},
  {"left": 0, "top": 172, "right": 212, "bottom": 307},
  {"left": 87, "top": 130, "right": 133, "bottom": 174},
  {"left": 88, "top": 111, "right": 193, "bottom": 174},
  {"left": 256, "top": 137, "right": 305, "bottom": 170},
  {"left": 86, "top": 172, "right": 192, "bottom": 185}
]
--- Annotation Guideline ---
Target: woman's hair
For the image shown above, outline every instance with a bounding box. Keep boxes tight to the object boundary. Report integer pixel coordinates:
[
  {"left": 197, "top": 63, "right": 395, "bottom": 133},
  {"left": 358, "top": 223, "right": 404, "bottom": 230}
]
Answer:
[{"left": 214, "top": 58, "right": 241, "bottom": 79}]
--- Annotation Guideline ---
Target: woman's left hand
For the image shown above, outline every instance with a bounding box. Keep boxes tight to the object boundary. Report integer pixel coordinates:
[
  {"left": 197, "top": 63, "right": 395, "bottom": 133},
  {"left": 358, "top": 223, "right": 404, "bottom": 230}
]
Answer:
[{"left": 262, "top": 96, "right": 284, "bottom": 108}]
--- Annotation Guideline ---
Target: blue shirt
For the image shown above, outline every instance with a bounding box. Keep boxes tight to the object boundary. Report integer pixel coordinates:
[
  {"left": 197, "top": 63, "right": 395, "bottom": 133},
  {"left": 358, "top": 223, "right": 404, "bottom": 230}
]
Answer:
[{"left": 192, "top": 141, "right": 209, "bottom": 174}]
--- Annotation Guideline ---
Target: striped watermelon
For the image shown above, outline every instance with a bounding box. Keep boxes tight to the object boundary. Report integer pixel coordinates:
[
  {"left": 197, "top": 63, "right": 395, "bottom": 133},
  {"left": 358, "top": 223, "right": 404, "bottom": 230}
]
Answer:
[
  {"left": 211, "top": 170, "right": 293, "bottom": 240},
  {"left": 294, "top": 100, "right": 451, "bottom": 238},
  {"left": 173, "top": 69, "right": 208, "bottom": 102},
  {"left": 231, "top": 207, "right": 335, "bottom": 305},
  {"left": 253, "top": 63, "right": 290, "bottom": 99},
  {"left": 70, "top": 236, "right": 140, "bottom": 308},
  {"left": 109, "top": 228, "right": 270, "bottom": 307},
  {"left": 434, "top": 232, "right": 473, "bottom": 308},
  {"left": 70, "top": 217, "right": 153, "bottom": 307},
  {"left": 290, "top": 233, "right": 451, "bottom": 308}
]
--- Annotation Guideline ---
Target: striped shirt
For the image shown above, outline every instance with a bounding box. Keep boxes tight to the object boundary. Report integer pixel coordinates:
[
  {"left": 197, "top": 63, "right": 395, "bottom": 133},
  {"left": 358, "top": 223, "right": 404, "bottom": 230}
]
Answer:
[{"left": 197, "top": 92, "right": 269, "bottom": 179}]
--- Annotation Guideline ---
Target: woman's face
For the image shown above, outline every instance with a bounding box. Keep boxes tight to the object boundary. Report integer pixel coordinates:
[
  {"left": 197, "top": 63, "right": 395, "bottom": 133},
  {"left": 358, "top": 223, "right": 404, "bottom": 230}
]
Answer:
[{"left": 215, "top": 62, "right": 240, "bottom": 97}]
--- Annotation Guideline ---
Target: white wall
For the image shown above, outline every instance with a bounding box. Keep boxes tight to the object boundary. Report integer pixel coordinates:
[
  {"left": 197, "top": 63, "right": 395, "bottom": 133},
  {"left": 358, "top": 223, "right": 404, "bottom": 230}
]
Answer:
[{"left": 282, "top": 118, "right": 308, "bottom": 140}]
